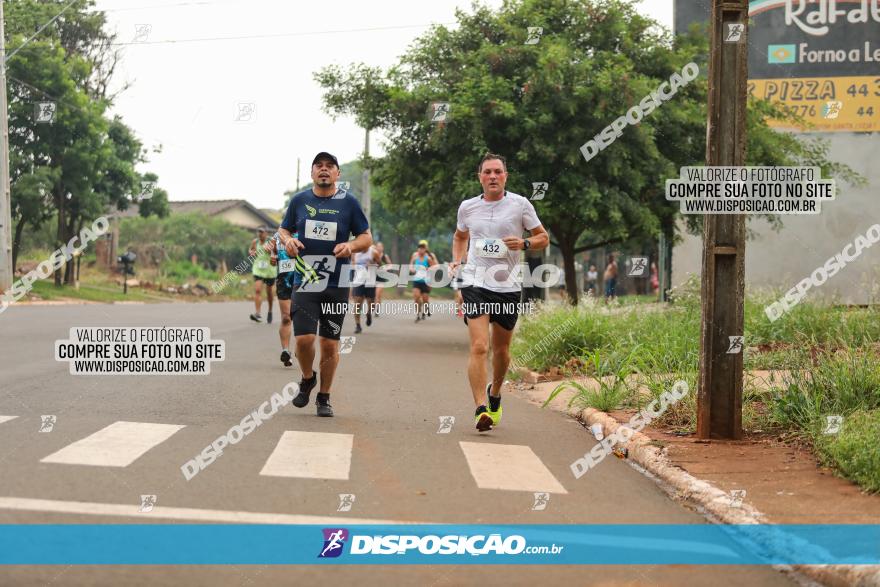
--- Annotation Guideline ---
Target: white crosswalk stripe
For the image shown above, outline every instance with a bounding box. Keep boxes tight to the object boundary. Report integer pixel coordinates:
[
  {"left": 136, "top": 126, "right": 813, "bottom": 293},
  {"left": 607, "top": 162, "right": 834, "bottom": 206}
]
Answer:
[
  {"left": 0, "top": 416, "right": 17, "bottom": 425},
  {"left": 260, "top": 431, "right": 353, "bottom": 480},
  {"left": 40, "top": 421, "right": 185, "bottom": 467},
  {"left": 459, "top": 441, "right": 568, "bottom": 493}
]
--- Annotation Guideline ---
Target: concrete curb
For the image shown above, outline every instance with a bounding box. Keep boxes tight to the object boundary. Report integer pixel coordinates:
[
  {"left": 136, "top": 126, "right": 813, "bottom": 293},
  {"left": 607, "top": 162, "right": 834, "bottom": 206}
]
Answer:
[
  {"left": 517, "top": 368, "right": 880, "bottom": 586},
  {"left": 573, "top": 406, "right": 880, "bottom": 587}
]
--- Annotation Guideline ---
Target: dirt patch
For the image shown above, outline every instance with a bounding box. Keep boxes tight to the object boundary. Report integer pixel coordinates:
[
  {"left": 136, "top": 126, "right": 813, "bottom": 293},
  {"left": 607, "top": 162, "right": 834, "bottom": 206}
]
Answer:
[{"left": 513, "top": 379, "right": 880, "bottom": 525}]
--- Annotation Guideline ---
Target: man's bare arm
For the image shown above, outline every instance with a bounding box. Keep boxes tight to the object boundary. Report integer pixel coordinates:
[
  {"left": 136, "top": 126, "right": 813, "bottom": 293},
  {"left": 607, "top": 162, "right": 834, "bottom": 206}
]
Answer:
[
  {"left": 334, "top": 230, "right": 373, "bottom": 258},
  {"left": 450, "top": 228, "right": 469, "bottom": 271}
]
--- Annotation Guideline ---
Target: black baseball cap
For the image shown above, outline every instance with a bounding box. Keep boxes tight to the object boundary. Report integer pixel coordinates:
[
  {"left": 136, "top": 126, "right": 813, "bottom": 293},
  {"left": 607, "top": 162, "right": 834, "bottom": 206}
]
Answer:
[{"left": 312, "top": 152, "right": 339, "bottom": 167}]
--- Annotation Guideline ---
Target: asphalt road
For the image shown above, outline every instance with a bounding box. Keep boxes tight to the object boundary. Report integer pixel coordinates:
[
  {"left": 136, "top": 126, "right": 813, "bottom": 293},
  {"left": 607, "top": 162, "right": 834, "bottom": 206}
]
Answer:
[{"left": 0, "top": 299, "right": 799, "bottom": 586}]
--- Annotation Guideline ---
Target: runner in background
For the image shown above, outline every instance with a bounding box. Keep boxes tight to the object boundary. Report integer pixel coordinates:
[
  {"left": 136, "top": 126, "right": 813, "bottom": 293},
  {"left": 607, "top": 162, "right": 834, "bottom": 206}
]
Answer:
[
  {"left": 410, "top": 240, "right": 437, "bottom": 322},
  {"left": 374, "top": 242, "right": 392, "bottom": 316},
  {"left": 351, "top": 244, "right": 381, "bottom": 334},
  {"left": 249, "top": 227, "right": 276, "bottom": 323},
  {"left": 271, "top": 231, "right": 298, "bottom": 366}
]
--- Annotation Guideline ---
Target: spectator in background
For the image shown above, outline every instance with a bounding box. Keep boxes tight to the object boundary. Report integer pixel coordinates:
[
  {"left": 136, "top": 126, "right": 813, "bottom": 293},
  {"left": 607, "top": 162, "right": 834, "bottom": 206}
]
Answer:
[
  {"left": 604, "top": 254, "right": 618, "bottom": 303},
  {"left": 650, "top": 261, "right": 660, "bottom": 297},
  {"left": 585, "top": 264, "right": 598, "bottom": 296}
]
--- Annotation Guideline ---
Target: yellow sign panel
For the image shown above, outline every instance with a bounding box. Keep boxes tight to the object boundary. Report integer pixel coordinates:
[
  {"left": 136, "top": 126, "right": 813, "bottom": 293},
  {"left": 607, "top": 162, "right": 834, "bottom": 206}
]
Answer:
[{"left": 748, "top": 76, "right": 880, "bottom": 132}]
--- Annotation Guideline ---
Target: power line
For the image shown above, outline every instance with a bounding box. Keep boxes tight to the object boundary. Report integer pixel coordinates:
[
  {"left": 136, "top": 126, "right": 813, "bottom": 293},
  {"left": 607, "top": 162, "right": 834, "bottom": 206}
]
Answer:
[
  {"left": 108, "top": 22, "right": 453, "bottom": 47},
  {"left": 96, "top": 0, "right": 228, "bottom": 13}
]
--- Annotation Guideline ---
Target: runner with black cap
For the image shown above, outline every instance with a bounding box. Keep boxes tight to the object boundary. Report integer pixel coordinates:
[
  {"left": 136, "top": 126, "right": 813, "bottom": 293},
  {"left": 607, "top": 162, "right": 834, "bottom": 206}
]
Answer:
[
  {"left": 450, "top": 152, "right": 549, "bottom": 431},
  {"left": 277, "top": 152, "right": 372, "bottom": 417}
]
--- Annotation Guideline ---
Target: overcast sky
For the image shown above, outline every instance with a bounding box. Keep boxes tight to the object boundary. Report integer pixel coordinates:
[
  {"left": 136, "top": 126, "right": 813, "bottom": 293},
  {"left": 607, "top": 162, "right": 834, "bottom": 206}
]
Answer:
[{"left": 94, "top": 0, "right": 674, "bottom": 210}]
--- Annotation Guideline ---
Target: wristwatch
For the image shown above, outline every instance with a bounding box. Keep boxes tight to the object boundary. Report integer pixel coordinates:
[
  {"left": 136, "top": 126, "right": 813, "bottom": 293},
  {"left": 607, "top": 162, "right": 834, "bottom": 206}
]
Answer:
[{"left": 523, "top": 238, "right": 531, "bottom": 250}]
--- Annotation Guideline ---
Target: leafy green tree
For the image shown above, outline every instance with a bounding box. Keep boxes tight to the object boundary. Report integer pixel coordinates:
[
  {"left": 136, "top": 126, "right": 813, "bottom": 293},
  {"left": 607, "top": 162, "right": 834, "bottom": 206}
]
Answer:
[
  {"left": 119, "top": 214, "right": 252, "bottom": 273},
  {"left": 6, "top": 0, "right": 143, "bottom": 284},
  {"left": 137, "top": 172, "right": 171, "bottom": 219},
  {"left": 316, "top": 0, "right": 861, "bottom": 303}
]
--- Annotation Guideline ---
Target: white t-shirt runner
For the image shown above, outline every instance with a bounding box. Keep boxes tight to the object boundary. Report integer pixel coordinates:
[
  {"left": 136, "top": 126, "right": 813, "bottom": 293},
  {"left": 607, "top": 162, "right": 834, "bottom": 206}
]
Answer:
[
  {"left": 456, "top": 191, "right": 542, "bottom": 293},
  {"left": 351, "top": 245, "right": 378, "bottom": 286}
]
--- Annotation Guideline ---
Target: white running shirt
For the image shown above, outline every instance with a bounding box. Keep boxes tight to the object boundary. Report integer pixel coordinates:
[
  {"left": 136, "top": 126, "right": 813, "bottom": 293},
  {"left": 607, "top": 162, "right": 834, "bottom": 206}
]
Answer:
[{"left": 455, "top": 191, "right": 541, "bottom": 293}]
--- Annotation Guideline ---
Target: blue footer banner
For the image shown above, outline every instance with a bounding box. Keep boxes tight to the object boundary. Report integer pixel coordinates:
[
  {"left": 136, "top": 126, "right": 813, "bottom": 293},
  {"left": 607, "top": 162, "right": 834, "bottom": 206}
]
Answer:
[{"left": 0, "top": 524, "right": 877, "bottom": 565}]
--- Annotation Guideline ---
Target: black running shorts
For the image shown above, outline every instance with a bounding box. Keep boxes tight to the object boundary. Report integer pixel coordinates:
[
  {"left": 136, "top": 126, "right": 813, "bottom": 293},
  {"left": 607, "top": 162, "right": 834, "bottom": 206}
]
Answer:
[
  {"left": 254, "top": 275, "right": 276, "bottom": 286},
  {"left": 276, "top": 272, "right": 294, "bottom": 301},
  {"left": 460, "top": 286, "right": 522, "bottom": 331},
  {"left": 352, "top": 284, "right": 376, "bottom": 299},
  {"left": 291, "top": 287, "right": 350, "bottom": 340}
]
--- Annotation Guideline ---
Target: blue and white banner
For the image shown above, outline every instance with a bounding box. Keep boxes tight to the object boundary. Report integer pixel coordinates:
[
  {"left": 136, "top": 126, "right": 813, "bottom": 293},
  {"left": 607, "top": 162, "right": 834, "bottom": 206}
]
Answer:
[{"left": 0, "top": 524, "right": 877, "bottom": 565}]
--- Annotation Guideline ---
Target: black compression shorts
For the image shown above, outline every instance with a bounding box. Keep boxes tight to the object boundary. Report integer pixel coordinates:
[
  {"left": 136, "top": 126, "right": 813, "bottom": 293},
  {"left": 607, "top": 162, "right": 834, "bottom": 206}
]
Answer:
[
  {"left": 291, "top": 287, "right": 350, "bottom": 340},
  {"left": 460, "top": 286, "right": 522, "bottom": 331}
]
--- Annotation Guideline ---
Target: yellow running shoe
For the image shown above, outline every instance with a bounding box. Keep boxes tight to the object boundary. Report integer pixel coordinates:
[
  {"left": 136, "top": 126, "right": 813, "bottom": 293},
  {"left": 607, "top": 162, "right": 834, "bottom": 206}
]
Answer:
[
  {"left": 475, "top": 406, "right": 493, "bottom": 432},
  {"left": 486, "top": 383, "right": 502, "bottom": 426}
]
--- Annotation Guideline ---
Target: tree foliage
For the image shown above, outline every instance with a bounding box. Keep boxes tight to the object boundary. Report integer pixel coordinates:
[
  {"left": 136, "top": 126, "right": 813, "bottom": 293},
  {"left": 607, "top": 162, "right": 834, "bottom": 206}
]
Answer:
[{"left": 315, "top": 0, "right": 861, "bottom": 303}]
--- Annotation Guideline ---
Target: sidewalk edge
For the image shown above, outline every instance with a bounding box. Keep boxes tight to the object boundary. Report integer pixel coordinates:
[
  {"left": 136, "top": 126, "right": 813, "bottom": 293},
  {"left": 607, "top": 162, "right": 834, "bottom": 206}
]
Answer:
[{"left": 574, "top": 404, "right": 880, "bottom": 587}]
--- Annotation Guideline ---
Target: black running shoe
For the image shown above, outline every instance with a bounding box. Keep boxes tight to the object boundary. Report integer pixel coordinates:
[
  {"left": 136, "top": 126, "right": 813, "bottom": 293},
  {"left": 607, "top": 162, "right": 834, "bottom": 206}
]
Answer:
[
  {"left": 366, "top": 313, "right": 372, "bottom": 327},
  {"left": 267, "top": 311, "right": 273, "bottom": 324},
  {"left": 280, "top": 350, "right": 292, "bottom": 367},
  {"left": 355, "top": 324, "right": 363, "bottom": 334},
  {"left": 250, "top": 313, "right": 262, "bottom": 323},
  {"left": 292, "top": 373, "right": 317, "bottom": 408},
  {"left": 316, "top": 393, "right": 334, "bottom": 417}
]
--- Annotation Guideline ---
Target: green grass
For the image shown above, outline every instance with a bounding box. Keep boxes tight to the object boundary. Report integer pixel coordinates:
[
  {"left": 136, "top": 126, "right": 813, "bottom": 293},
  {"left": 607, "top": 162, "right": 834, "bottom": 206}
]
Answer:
[
  {"left": 30, "top": 279, "right": 161, "bottom": 303},
  {"left": 770, "top": 351, "right": 880, "bottom": 431},
  {"left": 815, "top": 410, "right": 880, "bottom": 493},
  {"left": 518, "top": 275, "right": 880, "bottom": 491}
]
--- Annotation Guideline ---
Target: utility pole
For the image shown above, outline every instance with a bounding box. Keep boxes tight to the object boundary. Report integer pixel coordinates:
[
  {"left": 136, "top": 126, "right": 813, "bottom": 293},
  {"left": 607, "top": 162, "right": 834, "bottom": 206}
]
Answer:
[
  {"left": 362, "top": 127, "right": 371, "bottom": 225},
  {"left": 658, "top": 233, "right": 667, "bottom": 302},
  {"left": 697, "top": 0, "right": 748, "bottom": 439},
  {"left": 0, "top": 0, "right": 13, "bottom": 291},
  {"left": 295, "top": 157, "right": 300, "bottom": 192}
]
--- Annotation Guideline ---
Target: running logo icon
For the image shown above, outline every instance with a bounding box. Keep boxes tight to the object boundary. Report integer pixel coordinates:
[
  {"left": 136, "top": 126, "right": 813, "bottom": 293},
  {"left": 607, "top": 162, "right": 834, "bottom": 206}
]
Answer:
[
  {"left": 724, "top": 23, "right": 744, "bottom": 42},
  {"left": 628, "top": 257, "right": 647, "bottom": 276},
  {"left": 35, "top": 102, "right": 56, "bottom": 123},
  {"left": 437, "top": 416, "right": 455, "bottom": 434},
  {"left": 530, "top": 182, "right": 548, "bottom": 201},
  {"left": 39, "top": 415, "right": 56, "bottom": 433},
  {"left": 296, "top": 256, "right": 335, "bottom": 292},
  {"left": 824, "top": 415, "right": 843, "bottom": 434},
  {"left": 339, "top": 337, "right": 356, "bottom": 354},
  {"left": 430, "top": 102, "right": 450, "bottom": 123},
  {"left": 139, "top": 494, "right": 157, "bottom": 513},
  {"left": 532, "top": 492, "right": 550, "bottom": 511},
  {"left": 137, "top": 181, "right": 156, "bottom": 201},
  {"left": 728, "top": 489, "right": 746, "bottom": 508},
  {"left": 726, "top": 336, "right": 744, "bottom": 354},
  {"left": 234, "top": 102, "right": 256, "bottom": 123},
  {"left": 822, "top": 101, "right": 843, "bottom": 119},
  {"left": 133, "top": 23, "right": 152, "bottom": 43},
  {"left": 337, "top": 494, "right": 356, "bottom": 512},
  {"left": 318, "top": 528, "right": 349, "bottom": 558},
  {"left": 525, "top": 26, "right": 543, "bottom": 45}
]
